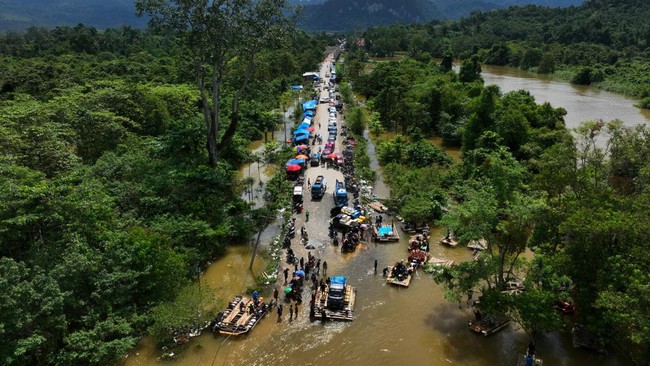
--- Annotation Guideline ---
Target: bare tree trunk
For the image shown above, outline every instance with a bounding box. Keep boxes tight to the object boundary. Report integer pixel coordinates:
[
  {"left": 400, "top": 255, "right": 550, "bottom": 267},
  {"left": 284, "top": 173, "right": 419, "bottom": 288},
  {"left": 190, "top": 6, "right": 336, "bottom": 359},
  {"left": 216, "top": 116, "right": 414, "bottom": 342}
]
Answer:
[
  {"left": 197, "top": 63, "right": 218, "bottom": 167},
  {"left": 217, "top": 55, "right": 256, "bottom": 153}
]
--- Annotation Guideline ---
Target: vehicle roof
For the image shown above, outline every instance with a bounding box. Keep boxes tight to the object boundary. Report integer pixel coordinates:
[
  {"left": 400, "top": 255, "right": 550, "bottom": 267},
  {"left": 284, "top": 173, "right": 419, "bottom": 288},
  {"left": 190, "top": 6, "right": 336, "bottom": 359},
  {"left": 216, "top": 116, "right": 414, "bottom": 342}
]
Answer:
[{"left": 330, "top": 276, "right": 347, "bottom": 284}]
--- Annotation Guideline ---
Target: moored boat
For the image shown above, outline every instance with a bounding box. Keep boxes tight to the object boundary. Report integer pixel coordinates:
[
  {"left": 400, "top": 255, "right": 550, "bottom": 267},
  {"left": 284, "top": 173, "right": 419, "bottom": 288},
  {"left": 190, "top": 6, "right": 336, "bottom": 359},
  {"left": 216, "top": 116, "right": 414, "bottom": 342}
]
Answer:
[
  {"left": 373, "top": 222, "right": 400, "bottom": 242},
  {"left": 386, "top": 260, "right": 416, "bottom": 287},
  {"left": 311, "top": 276, "right": 356, "bottom": 321},
  {"left": 212, "top": 295, "right": 269, "bottom": 336},
  {"left": 468, "top": 313, "right": 509, "bottom": 336}
]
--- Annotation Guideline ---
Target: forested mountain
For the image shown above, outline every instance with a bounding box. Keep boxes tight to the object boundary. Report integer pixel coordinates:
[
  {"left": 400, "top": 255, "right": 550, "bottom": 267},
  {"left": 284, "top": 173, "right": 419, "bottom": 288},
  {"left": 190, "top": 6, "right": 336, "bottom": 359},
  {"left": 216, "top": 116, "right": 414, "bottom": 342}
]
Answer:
[
  {"left": 299, "top": 0, "right": 438, "bottom": 31},
  {"left": 0, "top": 0, "right": 581, "bottom": 32},
  {"left": 299, "top": 0, "right": 583, "bottom": 31},
  {"left": 0, "top": 0, "right": 146, "bottom": 30}
]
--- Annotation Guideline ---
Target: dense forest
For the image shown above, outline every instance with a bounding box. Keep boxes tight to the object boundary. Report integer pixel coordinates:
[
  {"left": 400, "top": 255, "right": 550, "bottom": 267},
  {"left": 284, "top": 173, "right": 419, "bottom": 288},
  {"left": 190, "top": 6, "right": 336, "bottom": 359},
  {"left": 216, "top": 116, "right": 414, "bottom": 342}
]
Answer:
[
  {"left": 340, "top": 30, "right": 650, "bottom": 362},
  {"left": 0, "top": 20, "right": 333, "bottom": 365},
  {"left": 358, "top": 0, "right": 650, "bottom": 106}
]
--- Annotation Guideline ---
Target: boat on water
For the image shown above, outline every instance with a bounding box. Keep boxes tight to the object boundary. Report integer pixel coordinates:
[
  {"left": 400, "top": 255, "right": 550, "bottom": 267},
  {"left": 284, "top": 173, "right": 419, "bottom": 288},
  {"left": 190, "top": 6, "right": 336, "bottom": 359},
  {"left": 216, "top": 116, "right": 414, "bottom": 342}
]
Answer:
[
  {"left": 400, "top": 221, "right": 429, "bottom": 234},
  {"left": 211, "top": 295, "right": 269, "bottom": 336},
  {"left": 468, "top": 313, "right": 509, "bottom": 336},
  {"left": 373, "top": 222, "right": 400, "bottom": 242},
  {"left": 311, "top": 276, "right": 356, "bottom": 321},
  {"left": 516, "top": 354, "right": 543, "bottom": 366},
  {"left": 439, "top": 236, "right": 458, "bottom": 247},
  {"left": 408, "top": 234, "right": 429, "bottom": 251},
  {"left": 423, "top": 256, "right": 454, "bottom": 274},
  {"left": 386, "top": 262, "right": 414, "bottom": 287},
  {"left": 368, "top": 201, "right": 388, "bottom": 213},
  {"left": 467, "top": 239, "right": 487, "bottom": 251}
]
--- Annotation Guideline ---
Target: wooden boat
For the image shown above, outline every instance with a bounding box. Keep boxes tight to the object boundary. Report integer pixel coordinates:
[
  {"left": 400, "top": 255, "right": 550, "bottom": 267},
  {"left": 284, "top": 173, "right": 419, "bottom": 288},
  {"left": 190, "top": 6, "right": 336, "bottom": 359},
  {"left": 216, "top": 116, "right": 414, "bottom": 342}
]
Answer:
[
  {"left": 368, "top": 201, "right": 388, "bottom": 213},
  {"left": 386, "top": 266, "right": 413, "bottom": 287},
  {"left": 400, "top": 222, "right": 429, "bottom": 234},
  {"left": 386, "top": 260, "right": 416, "bottom": 287},
  {"left": 439, "top": 237, "right": 458, "bottom": 247},
  {"left": 468, "top": 314, "right": 509, "bottom": 336},
  {"left": 311, "top": 281, "right": 356, "bottom": 321},
  {"left": 423, "top": 256, "right": 454, "bottom": 273},
  {"left": 212, "top": 295, "right": 269, "bottom": 336},
  {"left": 467, "top": 239, "right": 487, "bottom": 251},
  {"left": 572, "top": 324, "right": 607, "bottom": 354},
  {"left": 373, "top": 222, "right": 400, "bottom": 242},
  {"left": 408, "top": 234, "right": 429, "bottom": 251},
  {"left": 516, "top": 354, "right": 544, "bottom": 366}
]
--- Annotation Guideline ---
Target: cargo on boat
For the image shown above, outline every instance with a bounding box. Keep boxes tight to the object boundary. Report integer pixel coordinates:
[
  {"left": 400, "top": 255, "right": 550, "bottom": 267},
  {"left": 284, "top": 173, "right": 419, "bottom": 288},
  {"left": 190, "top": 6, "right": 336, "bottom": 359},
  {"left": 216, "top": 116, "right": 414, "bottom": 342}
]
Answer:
[
  {"left": 311, "top": 276, "right": 356, "bottom": 321},
  {"left": 373, "top": 222, "right": 399, "bottom": 242},
  {"left": 211, "top": 295, "right": 269, "bottom": 336},
  {"left": 468, "top": 313, "right": 509, "bottom": 336},
  {"left": 367, "top": 200, "right": 388, "bottom": 213},
  {"left": 408, "top": 234, "right": 429, "bottom": 252},
  {"left": 423, "top": 256, "right": 454, "bottom": 274}
]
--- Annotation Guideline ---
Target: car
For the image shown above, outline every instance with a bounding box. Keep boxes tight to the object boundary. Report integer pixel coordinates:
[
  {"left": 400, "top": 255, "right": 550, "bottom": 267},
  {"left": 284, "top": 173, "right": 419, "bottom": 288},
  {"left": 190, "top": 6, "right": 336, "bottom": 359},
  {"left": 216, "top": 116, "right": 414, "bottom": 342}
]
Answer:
[
  {"left": 319, "top": 96, "right": 329, "bottom": 103},
  {"left": 329, "top": 100, "right": 335, "bottom": 106},
  {"left": 328, "top": 107, "right": 337, "bottom": 113},
  {"left": 327, "top": 134, "right": 336, "bottom": 142},
  {"left": 328, "top": 122, "right": 337, "bottom": 128},
  {"left": 310, "top": 153, "right": 320, "bottom": 166},
  {"left": 329, "top": 112, "right": 337, "bottom": 118}
]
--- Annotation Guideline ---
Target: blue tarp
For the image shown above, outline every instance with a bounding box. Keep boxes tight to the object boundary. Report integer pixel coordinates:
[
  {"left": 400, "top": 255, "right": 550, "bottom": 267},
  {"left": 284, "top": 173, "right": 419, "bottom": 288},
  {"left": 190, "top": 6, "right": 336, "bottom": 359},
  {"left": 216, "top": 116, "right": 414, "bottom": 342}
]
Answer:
[
  {"left": 286, "top": 158, "right": 306, "bottom": 166},
  {"left": 299, "top": 122, "right": 310, "bottom": 129},
  {"left": 290, "top": 85, "right": 303, "bottom": 90},
  {"left": 304, "top": 110, "right": 315, "bottom": 116},
  {"left": 293, "top": 129, "right": 310, "bottom": 136},
  {"left": 302, "top": 100, "right": 318, "bottom": 111},
  {"left": 294, "top": 134, "right": 310, "bottom": 142},
  {"left": 330, "top": 276, "right": 347, "bottom": 285}
]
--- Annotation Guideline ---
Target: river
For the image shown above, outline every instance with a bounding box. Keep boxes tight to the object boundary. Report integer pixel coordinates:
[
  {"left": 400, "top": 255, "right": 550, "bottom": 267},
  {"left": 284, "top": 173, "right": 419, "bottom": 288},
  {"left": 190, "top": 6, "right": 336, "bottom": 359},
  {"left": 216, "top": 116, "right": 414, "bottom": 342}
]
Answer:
[
  {"left": 480, "top": 64, "right": 650, "bottom": 129},
  {"left": 120, "top": 61, "right": 640, "bottom": 366}
]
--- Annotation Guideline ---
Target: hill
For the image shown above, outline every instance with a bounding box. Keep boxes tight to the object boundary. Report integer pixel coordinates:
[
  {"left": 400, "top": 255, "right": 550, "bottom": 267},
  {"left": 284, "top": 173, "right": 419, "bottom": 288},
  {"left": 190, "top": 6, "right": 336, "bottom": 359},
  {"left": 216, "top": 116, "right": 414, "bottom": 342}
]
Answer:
[
  {"left": 0, "top": 0, "right": 146, "bottom": 30},
  {"left": 0, "top": 0, "right": 583, "bottom": 32},
  {"left": 299, "top": 0, "right": 583, "bottom": 31},
  {"left": 299, "top": 0, "right": 439, "bottom": 31}
]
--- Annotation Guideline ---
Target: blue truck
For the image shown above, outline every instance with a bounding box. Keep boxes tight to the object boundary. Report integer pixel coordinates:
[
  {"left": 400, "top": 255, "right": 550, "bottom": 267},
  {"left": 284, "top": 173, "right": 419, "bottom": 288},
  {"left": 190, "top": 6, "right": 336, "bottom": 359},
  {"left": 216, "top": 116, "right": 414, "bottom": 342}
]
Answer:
[
  {"left": 333, "top": 180, "right": 348, "bottom": 206},
  {"left": 311, "top": 175, "right": 325, "bottom": 199}
]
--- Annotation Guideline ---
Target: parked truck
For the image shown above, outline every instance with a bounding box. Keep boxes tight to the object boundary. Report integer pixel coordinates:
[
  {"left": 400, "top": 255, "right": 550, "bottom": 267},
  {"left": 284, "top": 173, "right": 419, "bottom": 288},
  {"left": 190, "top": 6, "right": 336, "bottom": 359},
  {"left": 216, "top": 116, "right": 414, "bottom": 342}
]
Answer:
[
  {"left": 334, "top": 180, "right": 348, "bottom": 206},
  {"left": 311, "top": 175, "right": 325, "bottom": 199}
]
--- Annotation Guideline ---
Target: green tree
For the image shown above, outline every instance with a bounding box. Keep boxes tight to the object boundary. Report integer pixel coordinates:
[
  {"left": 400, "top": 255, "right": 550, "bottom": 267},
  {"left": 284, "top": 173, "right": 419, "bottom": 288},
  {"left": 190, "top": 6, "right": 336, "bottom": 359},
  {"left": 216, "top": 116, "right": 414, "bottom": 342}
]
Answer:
[
  {"left": 459, "top": 55, "right": 482, "bottom": 83},
  {"left": 136, "top": 0, "right": 295, "bottom": 166}
]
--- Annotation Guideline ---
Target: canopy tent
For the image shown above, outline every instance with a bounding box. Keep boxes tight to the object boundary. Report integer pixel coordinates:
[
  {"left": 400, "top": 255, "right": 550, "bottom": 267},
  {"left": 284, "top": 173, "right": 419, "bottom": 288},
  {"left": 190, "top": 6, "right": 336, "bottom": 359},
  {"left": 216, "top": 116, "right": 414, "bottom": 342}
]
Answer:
[
  {"left": 303, "top": 110, "right": 315, "bottom": 117},
  {"left": 301, "top": 117, "right": 313, "bottom": 125},
  {"left": 302, "top": 100, "right": 318, "bottom": 111},
  {"left": 286, "top": 164, "right": 301, "bottom": 172},
  {"left": 299, "top": 122, "right": 311, "bottom": 129},
  {"left": 295, "top": 154, "right": 309, "bottom": 160},
  {"left": 286, "top": 158, "right": 306, "bottom": 166},
  {"left": 294, "top": 134, "right": 310, "bottom": 144},
  {"left": 293, "top": 128, "right": 309, "bottom": 136}
]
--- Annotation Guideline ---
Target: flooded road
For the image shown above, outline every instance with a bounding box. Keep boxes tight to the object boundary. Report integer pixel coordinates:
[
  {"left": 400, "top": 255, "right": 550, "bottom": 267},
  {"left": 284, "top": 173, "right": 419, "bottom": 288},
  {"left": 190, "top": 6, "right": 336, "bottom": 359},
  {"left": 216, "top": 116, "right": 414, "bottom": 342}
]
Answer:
[{"left": 121, "top": 58, "right": 629, "bottom": 366}]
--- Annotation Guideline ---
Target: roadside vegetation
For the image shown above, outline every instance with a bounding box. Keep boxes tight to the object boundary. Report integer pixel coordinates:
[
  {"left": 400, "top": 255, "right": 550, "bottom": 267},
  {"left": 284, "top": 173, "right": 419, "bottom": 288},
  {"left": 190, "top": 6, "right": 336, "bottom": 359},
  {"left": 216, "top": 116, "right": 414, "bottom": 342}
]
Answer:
[
  {"left": 0, "top": 16, "right": 337, "bottom": 365},
  {"left": 347, "top": 45, "right": 650, "bottom": 362}
]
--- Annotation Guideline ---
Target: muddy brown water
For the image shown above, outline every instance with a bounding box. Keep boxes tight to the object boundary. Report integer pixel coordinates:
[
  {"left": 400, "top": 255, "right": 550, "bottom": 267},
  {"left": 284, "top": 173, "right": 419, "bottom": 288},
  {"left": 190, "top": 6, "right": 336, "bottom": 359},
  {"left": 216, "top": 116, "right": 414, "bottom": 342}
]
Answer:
[{"left": 121, "top": 62, "right": 632, "bottom": 366}]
